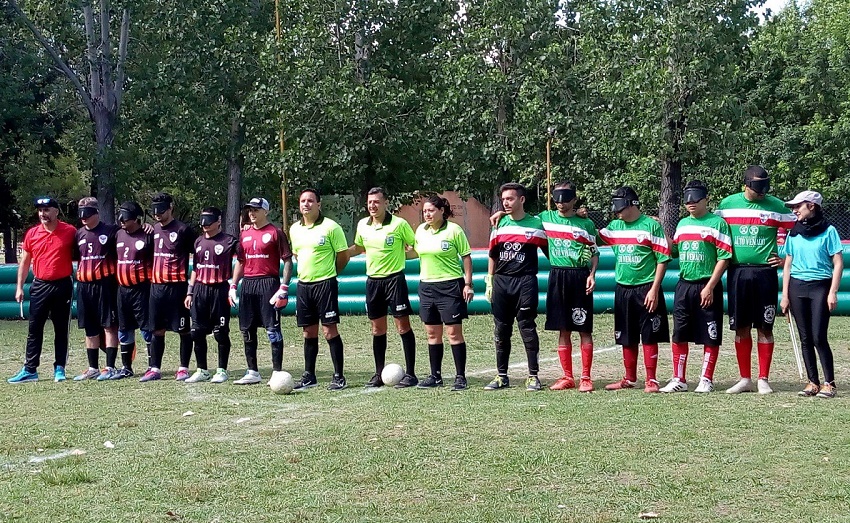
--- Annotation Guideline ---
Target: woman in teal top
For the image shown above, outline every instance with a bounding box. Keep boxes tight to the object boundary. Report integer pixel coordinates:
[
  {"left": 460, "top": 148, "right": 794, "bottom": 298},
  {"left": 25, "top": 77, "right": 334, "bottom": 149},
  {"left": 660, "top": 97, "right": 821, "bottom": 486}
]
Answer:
[{"left": 780, "top": 191, "right": 844, "bottom": 398}]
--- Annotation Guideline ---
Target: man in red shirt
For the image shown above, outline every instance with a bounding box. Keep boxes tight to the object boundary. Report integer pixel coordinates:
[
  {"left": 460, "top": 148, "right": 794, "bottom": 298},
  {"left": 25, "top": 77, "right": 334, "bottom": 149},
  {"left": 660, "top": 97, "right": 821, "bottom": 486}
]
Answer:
[{"left": 8, "top": 197, "right": 76, "bottom": 384}]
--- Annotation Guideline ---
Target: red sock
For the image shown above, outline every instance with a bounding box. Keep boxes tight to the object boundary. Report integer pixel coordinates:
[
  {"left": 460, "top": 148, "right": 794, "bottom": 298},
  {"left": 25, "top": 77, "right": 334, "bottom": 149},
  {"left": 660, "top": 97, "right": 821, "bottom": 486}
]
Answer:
[
  {"left": 643, "top": 343, "right": 658, "bottom": 382},
  {"left": 734, "top": 337, "right": 753, "bottom": 379},
  {"left": 702, "top": 345, "right": 719, "bottom": 381},
  {"left": 757, "top": 342, "right": 774, "bottom": 380},
  {"left": 557, "top": 345, "right": 573, "bottom": 378},
  {"left": 580, "top": 343, "right": 593, "bottom": 379},
  {"left": 623, "top": 345, "right": 639, "bottom": 382},
  {"left": 671, "top": 342, "right": 689, "bottom": 381}
]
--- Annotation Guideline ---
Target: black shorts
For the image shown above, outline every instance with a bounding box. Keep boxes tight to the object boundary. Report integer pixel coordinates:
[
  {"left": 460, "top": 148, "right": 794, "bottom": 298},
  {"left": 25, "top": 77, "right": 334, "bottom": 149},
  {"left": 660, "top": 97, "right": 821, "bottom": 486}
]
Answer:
[
  {"left": 418, "top": 279, "right": 468, "bottom": 326},
  {"left": 545, "top": 267, "right": 593, "bottom": 333},
  {"left": 366, "top": 272, "right": 412, "bottom": 320},
  {"left": 76, "top": 278, "right": 118, "bottom": 336},
  {"left": 192, "top": 282, "right": 232, "bottom": 334},
  {"left": 238, "top": 276, "right": 280, "bottom": 331},
  {"left": 614, "top": 282, "right": 670, "bottom": 346},
  {"left": 118, "top": 282, "right": 150, "bottom": 332},
  {"left": 727, "top": 265, "right": 778, "bottom": 332},
  {"left": 672, "top": 279, "right": 723, "bottom": 345},
  {"left": 150, "top": 282, "right": 190, "bottom": 333},
  {"left": 492, "top": 273, "right": 538, "bottom": 323},
  {"left": 295, "top": 277, "right": 340, "bottom": 327}
]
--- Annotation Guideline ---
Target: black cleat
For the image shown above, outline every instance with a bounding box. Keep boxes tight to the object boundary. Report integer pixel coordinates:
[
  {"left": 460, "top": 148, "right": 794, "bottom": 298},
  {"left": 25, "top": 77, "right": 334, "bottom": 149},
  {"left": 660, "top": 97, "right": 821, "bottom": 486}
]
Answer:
[
  {"left": 417, "top": 374, "right": 443, "bottom": 388},
  {"left": 110, "top": 367, "right": 134, "bottom": 380},
  {"left": 294, "top": 371, "right": 318, "bottom": 391},
  {"left": 395, "top": 373, "right": 418, "bottom": 388},
  {"left": 451, "top": 375, "right": 468, "bottom": 391},
  {"left": 365, "top": 373, "right": 384, "bottom": 388},
  {"left": 328, "top": 374, "right": 347, "bottom": 391}
]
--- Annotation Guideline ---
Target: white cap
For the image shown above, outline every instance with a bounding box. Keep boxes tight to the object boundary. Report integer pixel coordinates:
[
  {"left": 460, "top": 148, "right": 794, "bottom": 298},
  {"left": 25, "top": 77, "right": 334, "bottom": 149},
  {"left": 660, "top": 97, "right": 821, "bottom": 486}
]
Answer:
[
  {"left": 785, "top": 190, "right": 823, "bottom": 207},
  {"left": 245, "top": 197, "right": 270, "bottom": 211}
]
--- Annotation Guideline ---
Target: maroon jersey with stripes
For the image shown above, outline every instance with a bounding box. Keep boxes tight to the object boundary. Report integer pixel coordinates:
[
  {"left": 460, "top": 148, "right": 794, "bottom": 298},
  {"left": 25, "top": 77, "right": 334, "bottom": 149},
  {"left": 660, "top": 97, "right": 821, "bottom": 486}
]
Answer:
[
  {"left": 116, "top": 228, "right": 153, "bottom": 287},
  {"left": 75, "top": 222, "right": 118, "bottom": 282},
  {"left": 152, "top": 219, "right": 196, "bottom": 283},
  {"left": 236, "top": 223, "right": 292, "bottom": 278},
  {"left": 193, "top": 232, "right": 238, "bottom": 284}
]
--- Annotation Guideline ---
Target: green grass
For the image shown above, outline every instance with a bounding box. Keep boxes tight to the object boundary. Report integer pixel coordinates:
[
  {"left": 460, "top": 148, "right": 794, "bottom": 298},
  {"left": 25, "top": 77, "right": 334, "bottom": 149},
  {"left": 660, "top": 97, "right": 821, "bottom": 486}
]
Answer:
[{"left": 2, "top": 315, "right": 850, "bottom": 522}]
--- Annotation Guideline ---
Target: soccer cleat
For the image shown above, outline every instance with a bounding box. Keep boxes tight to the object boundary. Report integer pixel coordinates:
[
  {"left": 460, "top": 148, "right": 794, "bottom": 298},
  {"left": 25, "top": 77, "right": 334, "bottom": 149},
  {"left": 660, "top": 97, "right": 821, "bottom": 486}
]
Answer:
[
  {"left": 185, "top": 369, "right": 211, "bottom": 383},
  {"left": 644, "top": 379, "right": 660, "bottom": 393},
  {"left": 549, "top": 376, "right": 576, "bottom": 391},
  {"left": 327, "top": 374, "right": 347, "bottom": 391},
  {"left": 693, "top": 378, "right": 714, "bottom": 393},
  {"left": 725, "top": 378, "right": 755, "bottom": 394},
  {"left": 175, "top": 368, "right": 190, "bottom": 381},
  {"left": 798, "top": 382, "right": 820, "bottom": 397},
  {"left": 139, "top": 369, "right": 162, "bottom": 382},
  {"left": 659, "top": 378, "right": 687, "bottom": 393},
  {"left": 293, "top": 371, "right": 318, "bottom": 391},
  {"left": 604, "top": 378, "right": 637, "bottom": 391},
  {"left": 395, "top": 373, "right": 419, "bottom": 389},
  {"left": 757, "top": 378, "right": 773, "bottom": 395},
  {"left": 816, "top": 383, "right": 836, "bottom": 399},
  {"left": 74, "top": 367, "right": 100, "bottom": 381},
  {"left": 364, "top": 373, "right": 384, "bottom": 388},
  {"left": 234, "top": 370, "right": 261, "bottom": 385},
  {"left": 8, "top": 367, "right": 38, "bottom": 384},
  {"left": 525, "top": 375, "right": 542, "bottom": 391},
  {"left": 210, "top": 368, "right": 229, "bottom": 383},
  {"left": 451, "top": 375, "right": 468, "bottom": 391},
  {"left": 53, "top": 366, "right": 66, "bottom": 383},
  {"left": 484, "top": 375, "right": 510, "bottom": 390},
  {"left": 96, "top": 368, "right": 117, "bottom": 381},
  {"left": 417, "top": 374, "right": 444, "bottom": 388},
  {"left": 110, "top": 367, "right": 134, "bottom": 380},
  {"left": 578, "top": 377, "right": 594, "bottom": 392}
]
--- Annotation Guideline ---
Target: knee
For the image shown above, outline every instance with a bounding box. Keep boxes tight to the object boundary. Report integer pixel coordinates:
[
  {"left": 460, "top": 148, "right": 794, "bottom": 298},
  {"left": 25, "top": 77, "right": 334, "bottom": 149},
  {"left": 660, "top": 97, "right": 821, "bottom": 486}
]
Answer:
[
  {"left": 494, "top": 323, "right": 511, "bottom": 344},
  {"left": 242, "top": 329, "right": 255, "bottom": 343},
  {"left": 118, "top": 329, "right": 135, "bottom": 345},
  {"left": 213, "top": 326, "right": 230, "bottom": 345},
  {"left": 141, "top": 330, "right": 153, "bottom": 343},
  {"left": 191, "top": 329, "right": 207, "bottom": 343},
  {"left": 518, "top": 318, "right": 537, "bottom": 342},
  {"left": 267, "top": 327, "right": 282, "bottom": 344}
]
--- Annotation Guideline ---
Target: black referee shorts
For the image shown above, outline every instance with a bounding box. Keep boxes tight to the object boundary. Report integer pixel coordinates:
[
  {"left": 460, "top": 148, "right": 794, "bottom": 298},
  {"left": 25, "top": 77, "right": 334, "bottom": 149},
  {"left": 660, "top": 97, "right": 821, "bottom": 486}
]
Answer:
[
  {"left": 192, "top": 282, "right": 232, "bottom": 334},
  {"left": 118, "top": 282, "right": 150, "bottom": 332},
  {"left": 296, "top": 277, "right": 340, "bottom": 327},
  {"left": 366, "top": 271, "right": 412, "bottom": 320},
  {"left": 613, "top": 282, "right": 669, "bottom": 346},
  {"left": 150, "top": 282, "right": 190, "bottom": 333},
  {"left": 672, "top": 279, "right": 723, "bottom": 345},
  {"left": 727, "top": 264, "right": 778, "bottom": 332},
  {"left": 76, "top": 277, "right": 118, "bottom": 336},
  {"left": 238, "top": 276, "right": 280, "bottom": 331},
  {"left": 418, "top": 279, "right": 468, "bottom": 326},
  {"left": 545, "top": 267, "right": 593, "bottom": 333},
  {"left": 492, "top": 273, "right": 538, "bottom": 323}
]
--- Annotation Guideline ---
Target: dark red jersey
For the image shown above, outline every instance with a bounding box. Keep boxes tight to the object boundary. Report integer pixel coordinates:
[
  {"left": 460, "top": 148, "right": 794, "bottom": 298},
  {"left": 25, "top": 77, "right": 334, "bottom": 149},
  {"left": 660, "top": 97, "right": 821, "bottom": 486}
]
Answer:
[
  {"left": 75, "top": 222, "right": 118, "bottom": 282},
  {"left": 116, "top": 228, "right": 153, "bottom": 287},
  {"left": 193, "top": 232, "right": 238, "bottom": 284},
  {"left": 236, "top": 223, "right": 292, "bottom": 278},
  {"left": 152, "top": 219, "right": 196, "bottom": 283}
]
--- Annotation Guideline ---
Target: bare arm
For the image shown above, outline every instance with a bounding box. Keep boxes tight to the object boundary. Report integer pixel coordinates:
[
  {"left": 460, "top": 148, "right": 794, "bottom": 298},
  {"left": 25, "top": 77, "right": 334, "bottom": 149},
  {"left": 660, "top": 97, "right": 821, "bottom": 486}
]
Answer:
[
  {"left": 644, "top": 262, "right": 668, "bottom": 313},
  {"left": 828, "top": 252, "right": 843, "bottom": 311},
  {"left": 348, "top": 244, "right": 365, "bottom": 257},
  {"left": 184, "top": 270, "right": 197, "bottom": 309},
  {"left": 335, "top": 249, "right": 350, "bottom": 275},
  {"left": 700, "top": 259, "right": 729, "bottom": 308},
  {"left": 586, "top": 252, "right": 599, "bottom": 294},
  {"left": 15, "top": 251, "right": 33, "bottom": 303},
  {"left": 232, "top": 259, "right": 244, "bottom": 287},
  {"left": 781, "top": 254, "right": 793, "bottom": 314},
  {"left": 462, "top": 254, "right": 474, "bottom": 302},
  {"left": 282, "top": 258, "right": 293, "bottom": 286}
]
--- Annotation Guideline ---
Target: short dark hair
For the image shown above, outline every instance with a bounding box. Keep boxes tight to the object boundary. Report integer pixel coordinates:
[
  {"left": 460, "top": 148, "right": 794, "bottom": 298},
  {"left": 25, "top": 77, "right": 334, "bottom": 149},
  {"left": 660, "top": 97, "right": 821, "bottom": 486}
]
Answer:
[
  {"left": 367, "top": 187, "right": 387, "bottom": 199},
  {"left": 499, "top": 182, "right": 526, "bottom": 199},
  {"left": 152, "top": 192, "right": 173, "bottom": 204},
  {"left": 201, "top": 207, "right": 222, "bottom": 220},
  {"left": 744, "top": 165, "right": 768, "bottom": 182},
  {"left": 423, "top": 194, "right": 453, "bottom": 219},
  {"left": 684, "top": 180, "right": 708, "bottom": 192},
  {"left": 300, "top": 188, "right": 321, "bottom": 202},
  {"left": 554, "top": 181, "right": 576, "bottom": 191}
]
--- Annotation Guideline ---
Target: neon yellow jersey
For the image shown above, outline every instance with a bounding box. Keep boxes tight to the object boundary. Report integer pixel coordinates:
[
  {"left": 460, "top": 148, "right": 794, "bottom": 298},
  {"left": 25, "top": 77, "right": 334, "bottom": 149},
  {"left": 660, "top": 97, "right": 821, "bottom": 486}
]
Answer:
[
  {"left": 354, "top": 214, "right": 415, "bottom": 277},
  {"left": 289, "top": 215, "right": 348, "bottom": 282},
  {"left": 414, "top": 221, "right": 472, "bottom": 282}
]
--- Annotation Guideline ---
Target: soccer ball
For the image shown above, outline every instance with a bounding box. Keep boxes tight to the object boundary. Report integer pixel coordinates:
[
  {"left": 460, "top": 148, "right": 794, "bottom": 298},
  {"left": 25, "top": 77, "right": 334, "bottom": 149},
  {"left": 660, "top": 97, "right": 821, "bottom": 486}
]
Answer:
[
  {"left": 381, "top": 363, "right": 405, "bottom": 387},
  {"left": 269, "top": 371, "right": 295, "bottom": 395}
]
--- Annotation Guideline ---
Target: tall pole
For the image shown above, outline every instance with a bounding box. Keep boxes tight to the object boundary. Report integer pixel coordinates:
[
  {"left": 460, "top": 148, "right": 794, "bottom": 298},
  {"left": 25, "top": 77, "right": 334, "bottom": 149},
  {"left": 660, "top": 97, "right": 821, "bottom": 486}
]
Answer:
[
  {"left": 275, "top": 0, "right": 289, "bottom": 230},
  {"left": 546, "top": 137, "right": 551, "bottom": 211}
]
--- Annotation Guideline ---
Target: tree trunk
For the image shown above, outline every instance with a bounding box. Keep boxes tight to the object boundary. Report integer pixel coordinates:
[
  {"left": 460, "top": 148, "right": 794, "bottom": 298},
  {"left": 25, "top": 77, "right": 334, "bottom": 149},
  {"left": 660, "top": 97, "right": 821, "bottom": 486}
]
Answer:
[
  {"left": 658, "top": 158, "right": 681, "bottom": 239},
  {"left": 225, "top": 114, "right": 245, "bottom": 238},
  {"left": 2, "top": 225, "right": 16, "bottom": 264},
  {"left": 94, "top": 104, "right": 116, "bottom": 223}
]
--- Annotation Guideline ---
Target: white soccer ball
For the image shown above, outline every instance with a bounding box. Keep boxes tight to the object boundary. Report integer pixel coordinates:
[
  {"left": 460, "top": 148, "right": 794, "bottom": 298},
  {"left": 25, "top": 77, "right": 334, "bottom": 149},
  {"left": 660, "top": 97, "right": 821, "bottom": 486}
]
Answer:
[
  {"left": 269, "top": 371, "right": 295, "bottom": 395},
  {"left": 381, "top": 363, "right": 405, "bottom": 387}
]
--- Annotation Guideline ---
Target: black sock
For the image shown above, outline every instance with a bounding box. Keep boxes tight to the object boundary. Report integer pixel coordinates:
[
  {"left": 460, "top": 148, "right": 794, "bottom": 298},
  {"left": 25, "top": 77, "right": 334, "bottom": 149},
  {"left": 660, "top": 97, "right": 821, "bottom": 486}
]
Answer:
[
  {"left": 119, "top": 343, "right": 134, "bottom": 370},
  {"left": 304, "top": 337, "right": 319, "bottom": 375},
  {"left": 86, "top": 348, "right": 99, "bottom": 369},
  {"left": 179, "top": 333, "right": 193, "bottom": 368},
  {"left": 271, "top": 341, "right": 284, "bottom": 371},
  {"left": 526, "top": 349, "right": 539, "bottom": 376},
  {"left": 152, "top": 335, "right": 166, "bottom": 369},
  {"left": 400, "top": 330, "right": 416, "bottom": 374},
  {"left": 245, "top": 329, "right": 259, "bottom": 371},
  {"left": 428, "top": 343, "right": 444, "bottom": 377},
  {"left": 328, "top": 335, "right": 344, "bottom": 376},
  {"left": 105, "top": 347, "right": 118, "bottom": 369},
  {"left": 451, "top": 342, "right": 467, "bottom": 377},
  {"left": 194, "top": 336, "right": 209, "bottom": 370},
  {"left": 217, "top": 343, "right": 231, "bottom": 370},
  {"left": 372, "top": 334, "right": 387, "bottom": 373}
]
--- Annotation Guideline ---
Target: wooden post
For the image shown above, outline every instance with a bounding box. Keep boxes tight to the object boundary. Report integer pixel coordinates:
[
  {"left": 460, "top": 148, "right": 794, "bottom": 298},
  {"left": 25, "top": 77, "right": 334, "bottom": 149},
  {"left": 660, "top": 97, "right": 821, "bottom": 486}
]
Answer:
[{"left": 275, "top": 0, "right": 288, "bottom": 230}]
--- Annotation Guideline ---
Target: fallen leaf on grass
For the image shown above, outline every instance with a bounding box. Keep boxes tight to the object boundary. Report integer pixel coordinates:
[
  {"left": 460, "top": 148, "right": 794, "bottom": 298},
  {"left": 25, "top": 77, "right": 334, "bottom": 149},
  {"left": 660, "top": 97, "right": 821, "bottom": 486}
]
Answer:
[
  {"left": 182, "top": 411, "right": 194, "bottom": 417},
  {"left": 166, "top": 510, "right": 181, "bottom": 520},
  {"left": 638, "top": 511, "right": 659, "bottom": 519}
]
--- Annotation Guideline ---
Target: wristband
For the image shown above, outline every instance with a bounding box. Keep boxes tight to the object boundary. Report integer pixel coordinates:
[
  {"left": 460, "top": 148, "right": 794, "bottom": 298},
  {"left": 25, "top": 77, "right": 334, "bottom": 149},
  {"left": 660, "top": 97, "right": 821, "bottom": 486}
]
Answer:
[{"left": 187, "top": 284, "right": 194, "bottom": 296}]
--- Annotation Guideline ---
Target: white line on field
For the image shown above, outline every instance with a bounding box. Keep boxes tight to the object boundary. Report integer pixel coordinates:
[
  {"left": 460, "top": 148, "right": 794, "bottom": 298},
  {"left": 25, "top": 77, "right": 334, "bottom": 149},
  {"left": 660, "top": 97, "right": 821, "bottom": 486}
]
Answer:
[{"left": 468, "top": 344, "right": 621, "bottom": 377}]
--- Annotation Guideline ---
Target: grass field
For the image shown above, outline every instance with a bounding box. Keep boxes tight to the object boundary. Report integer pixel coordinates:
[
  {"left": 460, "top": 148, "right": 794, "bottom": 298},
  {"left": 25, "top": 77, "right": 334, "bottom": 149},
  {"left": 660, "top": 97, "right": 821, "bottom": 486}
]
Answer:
[{"left": 1, "top": 314, "right": 850, "bottom": 523}]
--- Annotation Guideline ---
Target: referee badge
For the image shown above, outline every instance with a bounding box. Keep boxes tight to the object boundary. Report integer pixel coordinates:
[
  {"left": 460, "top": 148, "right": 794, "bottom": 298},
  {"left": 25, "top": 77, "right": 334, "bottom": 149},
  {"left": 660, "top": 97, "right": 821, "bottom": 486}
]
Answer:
[
  {"left": 98, "top": 234, "right": 108, "bottom": 245},
  {"left": 318, "top": 236, "right": 326, "bottom": 246},
  {"left": 385, "top": 236, "right": 394, "bottom": 246},
  {"left": 169, "top": 232, "right": 178, "bottom": 242},
  {"left": 440, "top": 240, "right": 450, "bottom": 251},
  {"left": 214, "top": 244, "right": 224, "bottom": 255}
]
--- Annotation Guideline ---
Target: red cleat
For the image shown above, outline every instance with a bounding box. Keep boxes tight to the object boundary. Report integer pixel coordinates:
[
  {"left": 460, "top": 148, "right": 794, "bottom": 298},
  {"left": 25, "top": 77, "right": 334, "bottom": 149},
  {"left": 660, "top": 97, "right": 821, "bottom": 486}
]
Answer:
[
  {"left": 578, "top": 377, "right": 594, "bottom": 392},
  {"left": 549, "top": 376, "right": 576, "bottom": 391},
  {"left": 644, "top": 379, "right": 660, "bottom": 393},
  {"left": 605, "top": 378, "right": 636, "bottom": 391}
]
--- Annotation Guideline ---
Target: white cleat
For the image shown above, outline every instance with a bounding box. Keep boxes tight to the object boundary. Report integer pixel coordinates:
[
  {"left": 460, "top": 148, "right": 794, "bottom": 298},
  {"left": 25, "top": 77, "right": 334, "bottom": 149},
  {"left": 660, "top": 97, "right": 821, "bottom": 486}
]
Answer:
[
  {"left": 210, "top": 368, "right": 229, "bottom": 383},
  {"left": 757, "top": 378, "right": 774, "bottom": 395},
  {"left": 725, "top": 378, "right": 755, "bottom": 394},
  {"left": 693, "top": 378, "right": 714, "bottom": 393},
  {"left": 185, "top": 369, "right": 211, "bottom": 383},
  {"left": 234, "top": 370, "right": 262, "bottom": 385},
  {"left": 659, "top": 378, "right": 688, "bottom": 393}
]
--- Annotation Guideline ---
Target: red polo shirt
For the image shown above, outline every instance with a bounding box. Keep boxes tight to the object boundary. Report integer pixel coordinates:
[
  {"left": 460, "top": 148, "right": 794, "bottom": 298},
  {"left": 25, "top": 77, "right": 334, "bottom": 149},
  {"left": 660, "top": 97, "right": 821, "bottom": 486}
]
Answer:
[{"left": 22, "top": 221, "right": 76, "bottom": 280}]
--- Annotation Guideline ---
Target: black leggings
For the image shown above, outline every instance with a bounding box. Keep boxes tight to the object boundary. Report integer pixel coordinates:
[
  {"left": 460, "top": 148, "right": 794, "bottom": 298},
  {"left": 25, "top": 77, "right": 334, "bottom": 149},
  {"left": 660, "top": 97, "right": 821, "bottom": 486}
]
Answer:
[{"left": 789, "top": 277, "right": 834, "bottom": 385}]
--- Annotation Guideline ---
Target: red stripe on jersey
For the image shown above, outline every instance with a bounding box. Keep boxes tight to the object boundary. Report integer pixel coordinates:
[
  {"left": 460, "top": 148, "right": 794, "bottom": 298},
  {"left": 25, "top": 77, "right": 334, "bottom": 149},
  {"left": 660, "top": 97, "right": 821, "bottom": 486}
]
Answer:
[
  {"left": 600, "top": 234, "right": 672, "bottom": 256},
  {"left": 674, "top": 233, "right": 733, "bottom": 254},
  {"left": 488, "top": 233, "right": 548, "bottom": 249},
  {"left": 543, "top": 229, "right": 595, "bottom": 245}
]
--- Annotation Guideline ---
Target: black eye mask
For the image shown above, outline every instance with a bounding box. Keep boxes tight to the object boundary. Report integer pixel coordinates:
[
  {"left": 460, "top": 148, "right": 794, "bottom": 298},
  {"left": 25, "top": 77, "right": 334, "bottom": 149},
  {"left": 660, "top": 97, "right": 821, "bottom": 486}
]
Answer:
[
  {"left": 683, "top": 188, "right": 707, "bottom": 204},
  {"left": 745, "top": 178, "right": 770, "bottom": 195},
  {"left": 200, "top": 214, "right": 218, "bottom": 227},
  {"left": 611, "top": 197, "right": 635, "bottom": 213},
  {"left": 78, "top": 207, "right": 98, "bottom": 220},
  {"left": 151, "top": 202, "right": 171, "bottom": 215},
  {"left": 552, "top": 188, "right": 577, "bottom": 204}
]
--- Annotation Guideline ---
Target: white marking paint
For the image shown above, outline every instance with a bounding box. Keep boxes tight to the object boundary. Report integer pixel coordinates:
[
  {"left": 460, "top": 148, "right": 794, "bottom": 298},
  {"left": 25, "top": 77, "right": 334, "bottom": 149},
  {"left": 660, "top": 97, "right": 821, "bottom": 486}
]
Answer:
[{"left": 27, "top": 449, "right": 86, "bottom": 464}]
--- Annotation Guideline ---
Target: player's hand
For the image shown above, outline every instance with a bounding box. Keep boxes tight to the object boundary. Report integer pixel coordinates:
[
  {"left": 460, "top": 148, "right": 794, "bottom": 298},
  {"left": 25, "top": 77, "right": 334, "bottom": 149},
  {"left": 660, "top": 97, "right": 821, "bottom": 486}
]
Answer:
[
  {"left": 15, "top": 287, "right": 24, "bottom": 303},
  {"left": 242, "top": 224, "right": 250, "bottom": 231},
  {"left": 463, "top": 284, "right": 474, "bottom": 303},
  {"left": 484, "top": 275, "right": 493, "bottom": 303},
  {"left": 585, "top": 274, "right": 596, "bottom": 294},
  {"left": 699, "top": 285, "right": 713, "bottom": 308},
  {"left": 142, "top": 223, "right": 154, "bottom": 234},
  {"left": 827, "top": 291, "right": 837, "bottom": 312},
  {"left": 489, "top": 211, "right": 506, "bottom": 227},
  {"left": 767, "top": 253, "right": 783, "bottom": 268},
  {"left": 644, "top": 287, "right": 659, "bottom": 313},
  {"left": 780, "top": 296, "right": 790, "bottom": 315},
  {"left": 269, "top": 285, "right": 289, "bottom": 309},
  {"left": 184, "top": 295, "right": 192, "bottom": 309},
  {"left": 228, "top": 285, "right": 238, "bottom": 308}
]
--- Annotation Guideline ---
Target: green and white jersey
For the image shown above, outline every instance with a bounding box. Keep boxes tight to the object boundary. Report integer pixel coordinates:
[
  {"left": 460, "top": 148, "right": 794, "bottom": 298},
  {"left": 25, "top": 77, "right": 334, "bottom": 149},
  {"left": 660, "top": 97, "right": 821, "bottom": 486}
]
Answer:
[
  {"left": 672, "top": 213, "right": 733, "bottom": 281},
  {"left": 537, "top": 210, "right": 598, "bottom": 268},
  {"left": 414, "top": 221, "right": 472, "bottom": 283},
  {"left": 598, "top": 214, "right": 671, "bottom": 286},
  {"left": 354, "top": 214, "right": 415, "bottom": 277},
  {"left": 289, "top": 215, "right": 348, "bottom": 283},
  {"left": 715, "top": 193, "right": 795, "bottom": 265}
]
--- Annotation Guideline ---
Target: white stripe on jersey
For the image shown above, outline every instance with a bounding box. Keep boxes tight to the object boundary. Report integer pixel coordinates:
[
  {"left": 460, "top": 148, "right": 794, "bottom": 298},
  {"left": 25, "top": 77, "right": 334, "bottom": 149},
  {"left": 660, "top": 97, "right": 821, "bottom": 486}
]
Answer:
[
  {"left": 598, "top": 228, "right": 669, "bottom": 249},
  {"left": 541, "top": 222, "right": 596, "bottom": 243},
  {"left": 715, "top": 208, "right": 795, "bottom": 222},
  {"left": 490, "top": 225, "right": 547, "bottom": 241},
  {"left": 673, "top": 224, "right": 732, "bottom": 246}
]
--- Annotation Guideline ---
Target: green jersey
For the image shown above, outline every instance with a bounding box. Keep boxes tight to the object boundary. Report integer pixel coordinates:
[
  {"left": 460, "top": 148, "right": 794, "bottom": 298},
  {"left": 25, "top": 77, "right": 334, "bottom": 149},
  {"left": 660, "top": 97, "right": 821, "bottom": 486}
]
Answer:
[
  {"left": 715, "top": 193, "right": 795, "bottom": 265},
  {"left": 289, "top": 215, "right": 348, "bottom": 283},
  {"left": 598, "top": 214, "right": 671, "bottom": 286},
  {"left": 672, "top": 213, "right": 733, "bottom": 281},
  {"left": 537, "top": 210, "right": 599, "bottom": 268},
  {"left": 354, "top": 214, "right": 415, "bottom": 277},
  {"left": 414, "top": 221, "right": 471, "bottom": 282}
]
